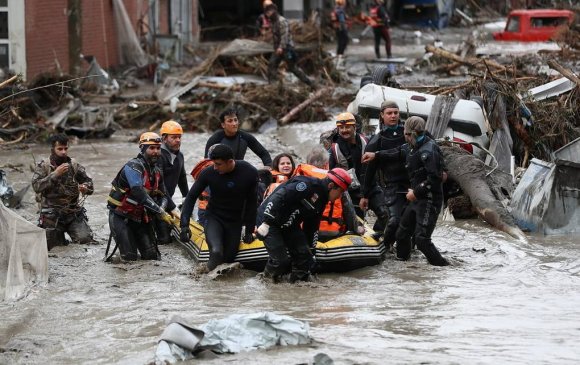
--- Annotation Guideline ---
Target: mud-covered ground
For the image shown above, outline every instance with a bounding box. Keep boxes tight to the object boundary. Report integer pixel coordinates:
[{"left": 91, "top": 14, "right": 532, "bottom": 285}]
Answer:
[{"left": 2, "top": 27, "right": 580, "bottom": 365}]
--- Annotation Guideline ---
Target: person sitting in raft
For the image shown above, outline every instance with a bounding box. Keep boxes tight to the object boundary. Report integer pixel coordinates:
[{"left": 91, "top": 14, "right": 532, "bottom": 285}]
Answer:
[{"left": 263, "top": 153, "right": 296, "bottom": 198}]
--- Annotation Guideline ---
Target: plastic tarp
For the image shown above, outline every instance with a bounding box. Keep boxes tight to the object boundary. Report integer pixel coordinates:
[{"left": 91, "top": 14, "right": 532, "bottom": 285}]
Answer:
[
  {"left": 112, "top": 0, "right": 148, "bottom": 67},
  {"left": 155, "top": 312, "right": 311, "bottom": 364},
  {"left": 0, "top": 203, "right": 48, "bottom": 301}
]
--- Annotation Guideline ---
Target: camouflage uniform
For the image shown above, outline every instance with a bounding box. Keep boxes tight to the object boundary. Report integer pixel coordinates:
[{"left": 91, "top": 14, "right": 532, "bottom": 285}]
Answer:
[{"left": 32, "top": 157, "right": 95, "bottom": 250}]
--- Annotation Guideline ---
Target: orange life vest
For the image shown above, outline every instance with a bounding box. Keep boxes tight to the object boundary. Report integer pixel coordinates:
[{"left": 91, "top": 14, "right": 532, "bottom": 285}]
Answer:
[
  {"left": 264, "top": 170, "right": 290, "bottom": 199},
  {"left": 292, "top": 164, "right": 345, "bottom": 234},
  {"left": 190, "top": 159, "right": 214, "bottom": 210}
]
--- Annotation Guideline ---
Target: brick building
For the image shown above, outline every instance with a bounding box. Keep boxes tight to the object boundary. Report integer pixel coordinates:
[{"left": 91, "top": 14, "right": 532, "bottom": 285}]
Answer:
[{"left": 1, "top": 0, "right": 199, "bottom": 81}]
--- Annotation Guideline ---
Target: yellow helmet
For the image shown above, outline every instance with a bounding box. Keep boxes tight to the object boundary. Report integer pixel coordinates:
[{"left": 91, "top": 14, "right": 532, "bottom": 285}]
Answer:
[
  {"left": 139, "top": 132, "right": 162, "bottom": 146},
  {"left": 160, "top": 120, "right": 183, "bottom": 136},
  {"left": 335, "top": 112, "right": 356, "bottom": 126}
]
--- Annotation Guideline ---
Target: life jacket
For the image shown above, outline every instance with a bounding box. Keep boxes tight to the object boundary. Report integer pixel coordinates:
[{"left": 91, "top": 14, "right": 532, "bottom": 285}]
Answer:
[
  {"left": 263, "top": 170, "right": 290, "bottom": 199},
  {"left": 330, "top": 7, "right": 352, "bottom": 30},
  {"left": 292, "top": 164, "right": 345, "bottom": 234},
  {"left": 190, "top": 159, "right": 214, "bottom": 210},
  {"left": 107, "top": 163, "right": 161, "bottom": 223},
  {"left": 330, "top": 134, "right": 368, "bottom": 170},
  {"left": 369, "top": 5, "right": 384, "bottom": 27}
]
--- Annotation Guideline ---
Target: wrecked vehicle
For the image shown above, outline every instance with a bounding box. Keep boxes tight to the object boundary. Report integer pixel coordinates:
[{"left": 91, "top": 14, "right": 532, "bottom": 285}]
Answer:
[
  {"left": 493, "top": 9, "right": 575, "bottom": 42},
  {"left": 510, "top": 138, "right": 580, "bottom": 235},
  {"left": 346, "top": 80, "right": 489, "bottom": 159}
]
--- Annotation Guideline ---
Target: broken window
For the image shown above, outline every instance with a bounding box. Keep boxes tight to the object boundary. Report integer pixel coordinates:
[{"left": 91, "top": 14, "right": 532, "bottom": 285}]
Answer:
[{"left": 506, "top": 16, "right": 520, "bottom": 32}]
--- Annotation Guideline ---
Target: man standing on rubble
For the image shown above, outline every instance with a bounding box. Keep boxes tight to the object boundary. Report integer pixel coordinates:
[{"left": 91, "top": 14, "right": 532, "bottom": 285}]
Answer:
[
  {"left": 107, "top": 132, "right": 175, "bottom": 261},
  {"left": 264, "top": 3, "right": 315, "bottom": 89},
  {"left": 395, "top": 116, "right": 449, "bottom": 266},
  {"left": 155, "top": 120, "right": 188, "bottom": 244},
  {"left": 180, "top": 144, "right": 258, "bottom": 273},
  {"left": 329, "top": 112, "right": 388, "bottom": 236},
  {"left": 32, "top": 134, "right": 96, "bottom": 250},
  {"left": 361, "top": 100, "right": 408, "bottom": 251}
]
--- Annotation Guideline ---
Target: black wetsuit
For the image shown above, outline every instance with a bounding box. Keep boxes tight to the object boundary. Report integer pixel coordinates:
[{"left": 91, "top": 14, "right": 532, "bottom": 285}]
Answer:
[
  {"left": 180, "top": 160, "right": 258, "bottom": 270},
  {"left": 155, "top": 144, "right": 189, "bottom": 244},
  {"left": 395, "top": 137, "right": 449, "bottom": 266},
  {"left": 257, "top": 176, "right": 330, "bottom": 282},
  {"left": 364, "top": 124, "right": 409, "bottom": 247},
  {"left": 204, "top": 130, "right": 272, "bottom": 166}
]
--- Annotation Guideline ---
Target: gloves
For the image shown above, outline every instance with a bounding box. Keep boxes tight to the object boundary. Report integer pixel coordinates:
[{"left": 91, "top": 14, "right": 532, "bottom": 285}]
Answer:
[
  {"left": 180, "top": 227, "right": 191, "bottom": 242},
  {"left": 242, "top": 231, "right": 254, "bottom": 244},
  {"left": 256, "top": 223, "right": 270, "bottom": 239},
  {"left": 159, "top": 211, "right": 173, "bottom": 225}
]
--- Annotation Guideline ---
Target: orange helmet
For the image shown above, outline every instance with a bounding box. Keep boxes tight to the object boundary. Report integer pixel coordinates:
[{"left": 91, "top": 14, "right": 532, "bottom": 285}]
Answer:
[
  {"left": 263, "top": 0, "right": 273, "bottom": 7},
  {"left": 335, "top": 112, "right": 356, "bottom": 126},
  {"left": 139, "top": 132, "right": 162, "bottom": 146},
  {"left": 336, "top": 0, "right": 346, "bottom": 5},
  {"left": 327, "top": 168, "right": 352, "bottom": 191},
  {"left": 160, "top": 120, "right": 183, "bottom": 136}
]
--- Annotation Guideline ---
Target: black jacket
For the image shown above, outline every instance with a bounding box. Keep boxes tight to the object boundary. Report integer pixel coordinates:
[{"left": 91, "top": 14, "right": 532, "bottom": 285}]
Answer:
[
  {"left": 159, "top": 144, "right": 188, "bottom": 198},
  {"left": 205, "top": 130, "right": 272, "bottom": 166}
]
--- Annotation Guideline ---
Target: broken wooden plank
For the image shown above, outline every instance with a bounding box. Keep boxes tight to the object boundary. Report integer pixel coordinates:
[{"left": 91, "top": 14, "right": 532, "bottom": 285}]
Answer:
[{"left": 279, "top": 87, "right": 330, "bottom": 125}]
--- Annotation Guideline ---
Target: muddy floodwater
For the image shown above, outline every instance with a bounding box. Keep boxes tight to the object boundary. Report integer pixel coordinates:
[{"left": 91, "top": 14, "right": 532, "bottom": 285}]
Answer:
[
  {"left": 2, "top": 29, "right": 580, "bottom": 364},
  {"left": 1, "top": 125, "right": 580, "bottom": 365}
]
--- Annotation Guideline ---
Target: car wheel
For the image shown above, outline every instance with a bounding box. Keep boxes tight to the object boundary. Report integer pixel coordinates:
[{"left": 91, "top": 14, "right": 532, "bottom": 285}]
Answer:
[{"left": 371, "top": 66, "right": 392, "bottom": 86}]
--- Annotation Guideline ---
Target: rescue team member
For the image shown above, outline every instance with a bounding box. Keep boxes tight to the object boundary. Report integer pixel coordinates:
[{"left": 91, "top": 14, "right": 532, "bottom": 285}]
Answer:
[
  {"left": 263, "top": 153, "right": 296, "bottom": 198},
  {"left": 256, "top": 167, "right": 352, "bottom": 282},
  {"left": 155, "top": 120, "right": 189, "bottom": 244},
  {"left": 361, "top": 100, "right": 408, "bottom": 251},
  {"left": 330, "top": 0, "right": 350, "bottom": 66},
  {"left": 264, "top": 3, "right": 315, "bottom": 89},
  {"left": 107, "top": 132, "right": 174, "bottom": 261},
  {"left": 395, "top": 117, "right": 449, "bottom": 266},
  {"left": 180, "top": 144, "right": 258, "bottom": 272},
  {"left": 368, "top": 0, "right": 392, "bottom": 59},
  {"left": 32, "top": 134, "right": 96, "bottom": 250},
  {"left": 200, "top": 107, "right": 271, "bottom": 224}
]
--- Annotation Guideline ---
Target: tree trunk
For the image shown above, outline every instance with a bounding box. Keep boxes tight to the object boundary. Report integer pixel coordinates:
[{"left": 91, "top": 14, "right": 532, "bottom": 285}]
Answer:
[{"left": 441, "top": 145, "right": 527, "bottom": 241}]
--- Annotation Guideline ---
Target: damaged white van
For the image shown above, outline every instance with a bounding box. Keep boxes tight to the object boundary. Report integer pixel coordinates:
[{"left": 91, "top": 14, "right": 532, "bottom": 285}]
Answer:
[{"left": 347, "top": 82, "right": 490, "bottom": 159}]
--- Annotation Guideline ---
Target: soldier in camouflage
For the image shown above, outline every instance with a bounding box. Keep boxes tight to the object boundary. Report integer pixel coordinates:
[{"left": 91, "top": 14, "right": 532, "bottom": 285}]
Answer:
[{"left": 32, "top": 134, "right": 95, "bottom": 250}]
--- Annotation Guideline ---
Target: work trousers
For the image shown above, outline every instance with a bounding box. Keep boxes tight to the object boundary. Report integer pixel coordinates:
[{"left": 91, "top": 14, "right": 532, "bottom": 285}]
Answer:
[
  {"left": 204, "top": 212, "right": 242, "bottom": 271},
  {"left": 395, "top": 196, "right": 449, "bottom": 266},
  {"left": 268, "top": 49, "right": 313, "bottom": 87},
  {"left": 40, "top": 209, "right": 94, "bottom": 250},
  {"left": 336, "top": 28, "right": 348, "bottom": 56},
  {"left": 108, "top": 211, "right": 159, "bottom": 261},
  {"left": 381, "top": 182, "right": 409, "bottom": 247},
  {"left": 373, "top": 26, "right": 392, "bottom": 58},
  {"left": 263, "top": 225, "right": 314, "bottom": 282}
]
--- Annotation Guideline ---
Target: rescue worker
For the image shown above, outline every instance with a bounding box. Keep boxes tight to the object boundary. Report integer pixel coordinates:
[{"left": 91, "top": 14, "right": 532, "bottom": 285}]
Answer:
[
  {"left": 180, "top": 144, "right": 258, "bottom": 272},
  {"left": 200, "top": 107, "right": 271, "bottom": 225},
  {"left": 368, "top": 0, "right": 392, "bottom": 59},
  {"left": 264, "top": 3, "right": 315, "bottom": 88},
  {"left": 329, "top": 112, "right": 388, "bottom": 236},
  {"left": 107, "top": 132, "right": 174, "bottom": 261},
  {"left": 155, "top": 120, "right": 188, "bottom": 244},
  {"left": 32, "top": 134, "right": 95, "bottom": 250},
  {"left": 361, "top": 100, "right": 408, "bottom": 251},
  {"left": 330, "top": 0, "right": 349, "bottom": 68},
  {"left": 395, "top": 116, "right": 449, "bottom": 266},
  {"left": 256, "top": 168, "right": 352, "bottom": 282},
  {"left": 256, "top": 0, "right": 273, "bottom": 39}
]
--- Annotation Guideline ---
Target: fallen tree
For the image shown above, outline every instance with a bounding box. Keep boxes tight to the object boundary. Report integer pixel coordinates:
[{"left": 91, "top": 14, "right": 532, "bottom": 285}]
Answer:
[{"left": 440, "top": 144, "right": 527, "bottom": 241}]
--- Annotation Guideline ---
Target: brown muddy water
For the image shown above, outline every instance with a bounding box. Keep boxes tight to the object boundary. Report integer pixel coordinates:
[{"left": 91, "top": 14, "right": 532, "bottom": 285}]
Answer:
[{"left": 1, "top": 125, "right": 580, "bottom": 365}]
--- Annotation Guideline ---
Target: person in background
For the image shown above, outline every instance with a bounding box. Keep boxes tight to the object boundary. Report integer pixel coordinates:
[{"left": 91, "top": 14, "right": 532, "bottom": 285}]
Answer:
[
  {"left": 256, "top": 168, "right": 352, "bottom": 283},
  {"left": 368, "top": 0, "right": 392, "bottom": 59},
  {"left": 156, "top": 120, "right": 188, "bottom": 244},
  {"left": 264, "top": 3, "right": 315, "bottom": 89},
  {"left": 330, "top": 0, "right": 350, "bottom": 68},
  {"left": 180, "top": 144, "right": 258, "bottom": 273},
  {"left": 107, "top": 132, "right": 174, "bottom": 261},
  {"left": 256, "top": 0, "right": 273, "bottom": 40},
  {"left": 32, "top": 133, "right": 96, "bottom": 250}
]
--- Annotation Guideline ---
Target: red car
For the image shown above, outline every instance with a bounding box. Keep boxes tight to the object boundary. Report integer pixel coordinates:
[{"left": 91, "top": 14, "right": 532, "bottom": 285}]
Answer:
[{"left": 493, "top": 9, "right": 575, "bottom": 42}]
